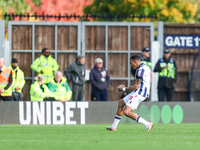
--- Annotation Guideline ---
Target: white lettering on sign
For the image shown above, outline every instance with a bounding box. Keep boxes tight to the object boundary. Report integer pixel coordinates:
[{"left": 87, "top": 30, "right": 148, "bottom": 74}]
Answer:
[
  {"left": 165, "top": 36, "right": 173, "bottom": 46},
  {"left": 179, "top": 37, "right": 186, "bottom": 46},
  {"left": 65, "top": 102, "right": 76, "bottom": 124},
  {"left": 46, "top": 102, "right": 51, "bottom": 125},
  {"left": 19, "top": 102, "right": 31, "bottom": 125},
  {"left": 174, "top": 36, "right": 180, "bottom": 46},
  {"left": 53, "top": 102, "right": 64, "bottom": 124},
  {"left": 77, "top": 102, "right": 89, "bottom": 124},
  {"left": 33, "top": 102, "right": 45, "bottom": 125},
  {"left": 186, "top": 37, "right": 193, "bottom": 47},
  {"left": 194, "top": 37, "right": 199, "bottom": 47},
  {"left": 165, "top": 35, "right": 200, "bottom": 48},
  {"left": 19, "top": 102, "right": 89, "bottom": 125}
]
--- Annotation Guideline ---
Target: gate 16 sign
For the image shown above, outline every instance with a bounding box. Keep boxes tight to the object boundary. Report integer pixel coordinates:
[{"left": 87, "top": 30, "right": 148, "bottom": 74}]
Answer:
[{"left": 164, "top": 35, "right": 200, "bottom": 49}]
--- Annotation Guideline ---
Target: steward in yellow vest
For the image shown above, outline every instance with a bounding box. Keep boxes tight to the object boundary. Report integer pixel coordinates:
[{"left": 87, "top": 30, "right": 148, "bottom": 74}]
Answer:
[
  {"left": 9, "top": 58, "right": 25, "bottom": 101},
  {"left": 0, "top": 58, "right": 13, "bottom": 101},
  {"left": 153, "top": 49, "right": 177, "bottom": 101},
  {"left": 48, "top": 71, "right": 72, "bottom": 102},
  {"left": 140, "top": 47, "right": 152, "bottom": 69},
  {"left": 30, "top": 75, "right": 52, "bottom": 101},
  {"left": 30, "top": 48, "right": 59, "bottom": 84}
]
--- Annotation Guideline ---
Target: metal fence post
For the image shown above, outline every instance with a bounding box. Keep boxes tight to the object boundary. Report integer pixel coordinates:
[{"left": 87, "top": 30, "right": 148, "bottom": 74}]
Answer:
[
  {"left": 157, "top": 21, "right": 164, "bottom": 57},
  {"left": 0, "top": 20, "right": 5, "bottom": 58}
]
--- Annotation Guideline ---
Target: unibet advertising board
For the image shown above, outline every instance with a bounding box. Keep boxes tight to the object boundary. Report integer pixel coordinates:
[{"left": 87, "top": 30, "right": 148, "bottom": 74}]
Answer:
[{"left": 0, "top": 102, "right": 200, "bottom": 124}]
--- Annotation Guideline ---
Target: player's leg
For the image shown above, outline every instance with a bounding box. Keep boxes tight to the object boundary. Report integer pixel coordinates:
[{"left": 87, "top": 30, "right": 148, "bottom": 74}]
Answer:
[
  {"left": 125, "top": 94, "right": 154, "bottom": 131},
  {"left": 123, "top": 106, "right": 153, "bottom": 131},
  {"left": 106, "top": 92, "right": 134, "bottom": 130},
  {"left": 106, "top": 99, "right": 126, "bottom": 131},
  {"left": 123, "top": 106, "right": 138, "bottom": 120}
]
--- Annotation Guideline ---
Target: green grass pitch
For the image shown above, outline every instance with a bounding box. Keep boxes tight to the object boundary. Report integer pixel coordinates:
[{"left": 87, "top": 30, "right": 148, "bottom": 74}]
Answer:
[{"left": 0, "top": 124, "right": 200, "bottom": 150}]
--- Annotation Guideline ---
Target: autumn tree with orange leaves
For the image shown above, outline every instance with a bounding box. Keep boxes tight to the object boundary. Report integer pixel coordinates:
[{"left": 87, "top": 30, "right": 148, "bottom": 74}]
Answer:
[
  {"left": 25, "top": 0, "right": 93, "bottom": 21},
  {"left": 0, "top": 0, "right": 93, "bottom": 22}
]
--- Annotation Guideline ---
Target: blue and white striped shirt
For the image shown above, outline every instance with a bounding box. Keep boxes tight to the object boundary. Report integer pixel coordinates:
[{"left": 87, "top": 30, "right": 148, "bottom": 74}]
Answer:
[{"left": 134, "top": 63, "right": 152, "bottom": 98}]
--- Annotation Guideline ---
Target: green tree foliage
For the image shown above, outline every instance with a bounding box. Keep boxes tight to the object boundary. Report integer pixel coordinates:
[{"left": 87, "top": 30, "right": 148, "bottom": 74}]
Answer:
[
  {"left": 32, "top": 0, "right": 41, "bottom": 7},
  {"left": 0, "top": 0, "right": 33, "bottom": 27},
  {"left": 0, "top": 0, "right": 32, "bottom": 15},
  {"left": 187, "top": 0, "right": 200, "bottom": 23},
  {"left": 83, "top": 0, "right": 198, "bottom": 23}
]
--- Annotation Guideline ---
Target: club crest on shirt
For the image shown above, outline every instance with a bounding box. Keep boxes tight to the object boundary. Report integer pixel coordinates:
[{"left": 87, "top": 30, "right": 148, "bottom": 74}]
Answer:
[{"left": 101, "top": 71, "right": 106, "bottom": 77}]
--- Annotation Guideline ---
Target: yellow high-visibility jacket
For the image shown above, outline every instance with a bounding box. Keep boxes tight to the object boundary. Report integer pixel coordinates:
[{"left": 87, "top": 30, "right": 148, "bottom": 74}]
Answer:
[
  {"left": 9, "top": 65, "right": 25, "bottom": 93},
  {"left": 48, "top": 77, "right": 72, "bottom": 101},
  {"left": 159, "top": 58, "right": 176, "bottom": 79},
  {"left": 30, "top": 55, "right": 59, "bottom": 84},
  {"left": 0, "top": 67, "right": 12, "bottom": 96},
  {"left": 30, "top": 81, "right": 52, "bottom": 101}
]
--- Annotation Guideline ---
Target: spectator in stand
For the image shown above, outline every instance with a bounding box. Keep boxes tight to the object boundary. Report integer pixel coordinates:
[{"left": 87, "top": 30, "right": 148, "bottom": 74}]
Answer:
[
  {"left": 89, "top": 58, "right": 110, "bottom": 101},
  {"left": 30, "top": 48, "right": 59, "bottom": 85},
  {"left": 9, "top": 58, "right": 25, "bottom": 101},
  {"left": 48, "top": 71, "right": 72, "bottom": 102},
  {"left": 64, "top": 55, "right": 85, "bottom": 101},
  {"left": 30, "top": 75, "right": 53, "bottom": 101},
  {"left": 0, "top": 58, "right": 13, "bottom": 101}
]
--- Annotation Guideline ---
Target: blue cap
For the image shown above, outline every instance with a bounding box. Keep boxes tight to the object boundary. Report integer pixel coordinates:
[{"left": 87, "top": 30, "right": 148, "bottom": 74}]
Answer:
[
  {"left": 164, "top": 49, "right": 170, "bottom": 54},
  {"left": 142, "top": 47, "right": 150, "bottom": 52}
]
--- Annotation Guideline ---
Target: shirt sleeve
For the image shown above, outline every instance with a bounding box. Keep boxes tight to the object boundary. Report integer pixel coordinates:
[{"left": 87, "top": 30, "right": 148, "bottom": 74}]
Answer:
[
  {"left": 64, "top": 64, "right": 73, "bottom": 81},
  {"left": 173, "top": 60, "right": 177, "bottom": 82},
  {"left": 4, "top": 71, "right": 13, "bottom": 90},
  {"left": 64, "top": 82, "right": 72, "bottom": 100},
  {"left": 47, "top": 82, "right": 54, "bottom": 92},
  {"left": 89, "top": 70, "right": 99, "bottom": 88},
  {"left": 30, "top": 58, "right": 42, "bottom": 73},
  {"left": 52, "top": 59, "right": 59, "bottom": 72},
  {"left": 153, "top": 60, "right": 161, "bottom": 72},
  {"left": 17, "top": 70, "right": 25, "bottom": 89},
  {"left": 135, "top": 68, "right": 144, "bottom": 80}
]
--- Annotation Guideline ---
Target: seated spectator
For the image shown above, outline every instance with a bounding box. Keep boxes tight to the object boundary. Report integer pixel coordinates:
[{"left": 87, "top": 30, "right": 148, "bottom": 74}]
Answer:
[
  {"left": 30, "top": 75, "right": 53, "bottom": 101},
  {"left": 48, "top": 71, "right": 72, "bottom": 102}
]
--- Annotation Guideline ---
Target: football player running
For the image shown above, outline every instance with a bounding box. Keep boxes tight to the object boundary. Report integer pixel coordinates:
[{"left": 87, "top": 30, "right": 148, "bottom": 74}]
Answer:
[{"left": 106, "top": 55, "right": 153, "bottom": 131}]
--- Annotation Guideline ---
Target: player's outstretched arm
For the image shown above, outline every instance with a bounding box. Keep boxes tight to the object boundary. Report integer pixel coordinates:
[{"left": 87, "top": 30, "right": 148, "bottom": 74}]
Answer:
[{"left": 122, "top": 79, "right": 142, "bottom": 92}]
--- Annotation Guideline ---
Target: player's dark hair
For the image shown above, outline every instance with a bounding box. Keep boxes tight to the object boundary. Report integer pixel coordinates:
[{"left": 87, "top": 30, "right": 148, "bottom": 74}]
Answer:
[
  {"left": 130, "top": 55, "right": 141, "bottom": 61},
  {"left": 41, "top": 48, "right": 48, "bottom": 53}
]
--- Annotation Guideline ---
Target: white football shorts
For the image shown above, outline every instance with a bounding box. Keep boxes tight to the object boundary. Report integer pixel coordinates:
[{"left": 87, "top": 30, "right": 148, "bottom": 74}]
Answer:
[{"left": 123, "top": 91, "right": 147, "bottom": 110}]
